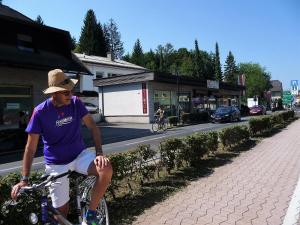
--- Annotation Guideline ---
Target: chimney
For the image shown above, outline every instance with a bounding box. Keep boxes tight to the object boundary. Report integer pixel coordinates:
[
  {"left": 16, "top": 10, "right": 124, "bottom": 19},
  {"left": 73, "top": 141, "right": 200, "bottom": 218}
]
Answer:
[{"left": 107, "top": 52, "right": 114, "bottom": 61}]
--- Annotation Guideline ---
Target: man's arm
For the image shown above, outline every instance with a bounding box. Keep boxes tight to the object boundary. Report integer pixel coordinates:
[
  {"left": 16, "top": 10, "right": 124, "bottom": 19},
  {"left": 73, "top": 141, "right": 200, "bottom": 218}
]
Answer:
[
  {"left": 82, "top": 114, "right": 102, "bottom": 156},
  {"left": 11, "top": 133, "right": 39, "bottom": 200},
  {"left": 22, "top": 133, "right": 40, "bottom": 177}
]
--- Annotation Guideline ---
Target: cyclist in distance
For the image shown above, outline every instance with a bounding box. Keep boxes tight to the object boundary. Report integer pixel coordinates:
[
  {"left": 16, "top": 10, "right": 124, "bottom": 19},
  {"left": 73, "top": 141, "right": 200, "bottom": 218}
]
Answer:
[
  {"left": 155, "top": 105, "right": 166, "bottom": 124},
  {"left": 11, "top": 69, "right": 113, "bottom": 225}
]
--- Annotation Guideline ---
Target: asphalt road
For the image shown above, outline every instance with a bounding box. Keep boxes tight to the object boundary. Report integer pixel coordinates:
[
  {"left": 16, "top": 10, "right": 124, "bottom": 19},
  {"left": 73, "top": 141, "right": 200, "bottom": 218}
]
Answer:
[{"left": 0, "top": 118, "right": 250, "bottom": 176}]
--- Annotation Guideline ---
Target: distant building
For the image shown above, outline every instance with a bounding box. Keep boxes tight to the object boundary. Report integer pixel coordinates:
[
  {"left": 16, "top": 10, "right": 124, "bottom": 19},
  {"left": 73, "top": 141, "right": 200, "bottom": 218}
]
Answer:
[{"left": 270, "top": 80, "right": 283, "bottom": 101}]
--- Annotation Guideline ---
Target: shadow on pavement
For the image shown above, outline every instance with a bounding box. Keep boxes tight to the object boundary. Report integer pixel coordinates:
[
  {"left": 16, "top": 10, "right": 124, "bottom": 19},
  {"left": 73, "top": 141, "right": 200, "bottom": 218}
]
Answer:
[{"left": 81, "top": 126, "right": 155, "bottom": 147}]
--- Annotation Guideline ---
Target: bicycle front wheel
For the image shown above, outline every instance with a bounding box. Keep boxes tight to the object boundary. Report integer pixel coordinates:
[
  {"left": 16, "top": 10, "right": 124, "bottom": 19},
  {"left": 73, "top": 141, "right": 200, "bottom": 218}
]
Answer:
[
  {"left": 80, "top": 177, "right": 110, "bottom": 225},
  {"left": 152, "top": 122, "right": 159, "bottom": 132}
]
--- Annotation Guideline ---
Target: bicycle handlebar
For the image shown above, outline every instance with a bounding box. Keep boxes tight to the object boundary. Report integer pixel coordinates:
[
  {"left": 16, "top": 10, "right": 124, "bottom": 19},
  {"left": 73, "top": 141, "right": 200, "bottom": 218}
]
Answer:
[{"left": 18, "top": 170, "right": 74, "bottom": 196}]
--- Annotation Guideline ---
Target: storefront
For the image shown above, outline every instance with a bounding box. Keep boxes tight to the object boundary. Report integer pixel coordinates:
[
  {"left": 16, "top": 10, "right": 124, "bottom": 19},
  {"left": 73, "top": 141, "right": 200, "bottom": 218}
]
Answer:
[{"left": 94, "top": 72, "right": 245, "bottom": 123}]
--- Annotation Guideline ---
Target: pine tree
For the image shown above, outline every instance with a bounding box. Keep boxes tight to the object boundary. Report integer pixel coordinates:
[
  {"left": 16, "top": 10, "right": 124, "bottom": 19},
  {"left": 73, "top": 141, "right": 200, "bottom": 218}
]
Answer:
[
  {"left": 144, "top": 49, "right": 159, "bottom": 71},
  {"left": 131, "top": 39, "right": 145, "bottom": 66},
  {"left": 70, "top": 36, "right": 77, "bottom": 51},
  {"left": 78, "top": 9, "right": 107, "bottom": 56},
  {"left": 104, "top": 19, "right": 124, "bottom": 59},
  {"left": 224, "top": 51, "right": 238, "bottom": 84},
  {"left": 35, "top": 15, "right": 44, "bottom": 25},
  {"left": 194, "top": 39, "right": 204, "bottom": 79},
  {"left": 214, "top": 42, "right": 223, "bottom": 81},
  {"left": 158, "top": 46, "right": 164, "bottom": 72},
  {"left": 94, "top": 22, "right": 108, "bottom": 57}
]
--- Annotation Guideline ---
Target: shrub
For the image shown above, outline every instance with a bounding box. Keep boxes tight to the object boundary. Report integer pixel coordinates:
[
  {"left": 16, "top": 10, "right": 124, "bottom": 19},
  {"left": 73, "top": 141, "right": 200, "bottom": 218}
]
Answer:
[
  {"left": 134, "top": 144, "right": 158, "bottom": 184},
  {"left": 219, "top": 125, "right": 250, "bottom": 149},
  {"left": 248, "top": 116, "right": 271, "bottom": 136},
  {"left": 159, "top": 138, "right": 184, "bottom": 174},
  {"left": 0, "top": 171, "right": 43, "bottom": 225},
  {"left": 183, "top": 132, "right": 209, "bottom": 167}
]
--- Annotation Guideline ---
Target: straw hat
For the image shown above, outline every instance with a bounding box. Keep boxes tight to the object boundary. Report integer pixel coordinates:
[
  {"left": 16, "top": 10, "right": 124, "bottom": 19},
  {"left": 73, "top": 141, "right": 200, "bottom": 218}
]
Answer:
[{"left": 43, "top": 69, "right": 78, "bottom": 94}]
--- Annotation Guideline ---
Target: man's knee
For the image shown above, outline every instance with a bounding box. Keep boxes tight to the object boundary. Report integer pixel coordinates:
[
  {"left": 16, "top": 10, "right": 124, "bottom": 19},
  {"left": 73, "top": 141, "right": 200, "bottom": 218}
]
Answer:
[{"left": 96, "top": 162, "right": 113, "bottom": 181}]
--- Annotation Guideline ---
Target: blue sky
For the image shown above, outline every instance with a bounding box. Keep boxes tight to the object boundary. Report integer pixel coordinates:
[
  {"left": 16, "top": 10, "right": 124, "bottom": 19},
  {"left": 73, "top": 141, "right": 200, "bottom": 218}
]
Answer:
[{"left": 4, "top": 0, "right": 300, "bottom": 90}]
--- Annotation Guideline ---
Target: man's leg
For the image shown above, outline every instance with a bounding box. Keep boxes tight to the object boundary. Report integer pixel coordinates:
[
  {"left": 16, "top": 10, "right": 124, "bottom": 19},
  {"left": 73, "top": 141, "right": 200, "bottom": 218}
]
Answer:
[
  {"left": 86, "top": 161, "right": 113, "bottom": 210},
  {"left": 56, "top": 203, "right": 69, "bottom": 218}
]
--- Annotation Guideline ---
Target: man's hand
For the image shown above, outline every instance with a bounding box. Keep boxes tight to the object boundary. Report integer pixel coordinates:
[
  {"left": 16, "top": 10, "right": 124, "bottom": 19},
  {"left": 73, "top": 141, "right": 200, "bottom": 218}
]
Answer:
[
  {"left": 94, "top": 155, "right": 110, "bottom": 170},
  {"left": 11, "top": 180, "right": 28, "bottom": 200}
]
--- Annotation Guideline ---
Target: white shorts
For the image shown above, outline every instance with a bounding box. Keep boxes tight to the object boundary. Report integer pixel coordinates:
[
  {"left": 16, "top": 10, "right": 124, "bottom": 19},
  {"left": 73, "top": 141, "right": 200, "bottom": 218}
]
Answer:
[{"left": 45, "top": 149, "right": 95, "bottom": 208}]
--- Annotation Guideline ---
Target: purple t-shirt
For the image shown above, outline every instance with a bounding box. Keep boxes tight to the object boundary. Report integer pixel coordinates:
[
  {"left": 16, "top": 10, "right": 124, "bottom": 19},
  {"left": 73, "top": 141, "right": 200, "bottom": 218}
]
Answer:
[{"left": 26, "top": 96, "right": 89, "bottom": 165}]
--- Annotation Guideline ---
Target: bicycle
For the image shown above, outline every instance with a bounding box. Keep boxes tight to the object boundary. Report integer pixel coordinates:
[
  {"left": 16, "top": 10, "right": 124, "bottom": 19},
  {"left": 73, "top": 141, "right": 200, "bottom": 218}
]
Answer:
[
  {"left": 13, "top": 170, "right": 109, "bottom": 225},
  {"left": 152, "top": 115, "right": 167, "bottom": 133}
]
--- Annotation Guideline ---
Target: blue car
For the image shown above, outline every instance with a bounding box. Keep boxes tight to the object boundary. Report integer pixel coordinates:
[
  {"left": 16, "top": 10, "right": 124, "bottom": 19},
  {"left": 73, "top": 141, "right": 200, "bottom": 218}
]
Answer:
[{"left": 211, "top": 106, "right": 241, "bottom": 123}]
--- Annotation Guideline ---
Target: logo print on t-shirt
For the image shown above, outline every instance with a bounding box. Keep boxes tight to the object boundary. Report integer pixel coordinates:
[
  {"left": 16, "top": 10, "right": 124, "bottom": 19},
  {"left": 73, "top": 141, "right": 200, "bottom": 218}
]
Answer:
[{"left": 56, "top": 116, "right": 73, "bottom": 127}]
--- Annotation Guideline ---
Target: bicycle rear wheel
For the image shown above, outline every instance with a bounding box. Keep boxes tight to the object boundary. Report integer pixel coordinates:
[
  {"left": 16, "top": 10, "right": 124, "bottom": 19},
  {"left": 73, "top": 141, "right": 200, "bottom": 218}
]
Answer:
[{"left": 80, "top": 177, "right": 109, "bottom": 225}]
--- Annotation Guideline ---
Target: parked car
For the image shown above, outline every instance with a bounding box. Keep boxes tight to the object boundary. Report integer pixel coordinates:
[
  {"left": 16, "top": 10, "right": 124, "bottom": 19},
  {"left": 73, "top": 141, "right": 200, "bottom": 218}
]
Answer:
[
  {"left": 249, "top": 105, "right": 266, "bottom": 115},
  {"left": 84, "top": 102, "right": 98, "bottom": 114},
  {"left": 211, "top": 106, "right": 241, "bottom": 123}
]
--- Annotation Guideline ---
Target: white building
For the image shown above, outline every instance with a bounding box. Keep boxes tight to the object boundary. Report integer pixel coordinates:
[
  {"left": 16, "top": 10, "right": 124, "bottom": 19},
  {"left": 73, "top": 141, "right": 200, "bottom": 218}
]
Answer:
[{"left": 75, "top": 53, "right": 149, "bottom": 93}]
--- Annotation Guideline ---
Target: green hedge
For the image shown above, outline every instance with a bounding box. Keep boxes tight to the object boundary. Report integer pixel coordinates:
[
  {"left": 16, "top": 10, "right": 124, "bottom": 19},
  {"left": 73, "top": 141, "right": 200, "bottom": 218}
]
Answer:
[{"left": 219, "top": 125, "right": 250, "bottom": 149}]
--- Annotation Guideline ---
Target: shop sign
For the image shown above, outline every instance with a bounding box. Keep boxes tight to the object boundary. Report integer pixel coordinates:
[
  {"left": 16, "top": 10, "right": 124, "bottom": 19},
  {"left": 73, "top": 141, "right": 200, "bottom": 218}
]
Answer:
[
  {"left": 6, "top": 103, "right": 20, "bottom": 109},
  {"left": 207, "top": 80, "right": 219, "bottom": 89},
  {"left": 142, "top": 83, "right": 147, "bottom": 114}
]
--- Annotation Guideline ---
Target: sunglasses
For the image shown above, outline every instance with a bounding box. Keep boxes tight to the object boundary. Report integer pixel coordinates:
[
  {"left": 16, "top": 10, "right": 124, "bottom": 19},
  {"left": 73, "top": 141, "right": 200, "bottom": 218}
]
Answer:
[{"left": 58, "top": 91, "right": 72, "bottom": 96}]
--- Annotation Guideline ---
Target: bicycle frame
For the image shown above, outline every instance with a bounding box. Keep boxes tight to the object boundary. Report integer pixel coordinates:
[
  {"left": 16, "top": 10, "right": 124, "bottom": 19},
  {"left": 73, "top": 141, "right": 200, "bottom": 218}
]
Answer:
[
  {"left": 17, "top": 170, "right": 109, "bottom": 225},
  {"left": 20, "top": 171, "right": 84, "bottom": 225}
]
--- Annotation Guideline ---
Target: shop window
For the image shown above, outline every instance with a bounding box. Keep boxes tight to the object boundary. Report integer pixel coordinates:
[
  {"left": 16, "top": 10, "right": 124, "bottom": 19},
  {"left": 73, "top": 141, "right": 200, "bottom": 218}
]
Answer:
[
  {"left": 0, "top": 86, "right": 32, "bottom": 127},
  {"left": 154, "top": 90, "right": 191, "bottom": 116},
  {"left": 95, "top": 71, "right": 104, "bottom": 79}
]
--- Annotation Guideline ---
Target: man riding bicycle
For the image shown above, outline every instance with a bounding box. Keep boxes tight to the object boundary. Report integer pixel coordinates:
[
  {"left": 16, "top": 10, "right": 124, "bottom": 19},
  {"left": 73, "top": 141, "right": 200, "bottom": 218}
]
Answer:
[
  {"left": 11, "top": 69, "right": 113, "bottom": 225},
  {"left": 155, "top": 105, "right": 166, "bottom": 125}
]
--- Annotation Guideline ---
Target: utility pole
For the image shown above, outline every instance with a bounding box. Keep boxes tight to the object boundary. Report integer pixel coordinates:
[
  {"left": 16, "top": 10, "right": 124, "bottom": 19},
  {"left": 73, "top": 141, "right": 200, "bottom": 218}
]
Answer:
[{"left": 175, "top": 63, "right": 180, "bottom": 120}]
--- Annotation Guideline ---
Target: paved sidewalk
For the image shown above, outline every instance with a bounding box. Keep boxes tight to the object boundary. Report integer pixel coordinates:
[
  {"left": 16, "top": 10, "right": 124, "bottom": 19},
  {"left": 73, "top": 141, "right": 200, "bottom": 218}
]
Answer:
[{"left": 133, "top": 119, "right": 300, "bottom": 225}]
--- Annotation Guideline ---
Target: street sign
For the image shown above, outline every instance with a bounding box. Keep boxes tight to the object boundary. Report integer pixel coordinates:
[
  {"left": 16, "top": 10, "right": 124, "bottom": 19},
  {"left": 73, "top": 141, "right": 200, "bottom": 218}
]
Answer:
[
  {"left": 291, "top": 80, "right": 298, "bottom": 95},
  {"left": 283, "top": 91, "right": 292, "bottom": 105}
]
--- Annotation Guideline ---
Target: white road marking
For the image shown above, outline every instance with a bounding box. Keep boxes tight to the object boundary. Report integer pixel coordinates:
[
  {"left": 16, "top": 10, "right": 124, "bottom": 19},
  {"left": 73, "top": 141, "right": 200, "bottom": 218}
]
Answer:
[
  {"left": 282, "top": 172, "right": 300, "bottom": 225},
  {"left": 0, "top": 161, "right": 44, "bottom": 172},
  {"left": 125, "top": 135, "right": 168, "bottom": 145}
]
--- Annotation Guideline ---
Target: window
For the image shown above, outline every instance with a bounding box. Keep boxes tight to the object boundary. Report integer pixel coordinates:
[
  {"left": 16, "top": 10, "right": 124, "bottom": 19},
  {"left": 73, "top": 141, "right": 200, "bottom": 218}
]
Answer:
[
  {"left": 17, "top": 34, "right": 34, "bottom": 52},
  {"left": 95, "top": 71, "right": 104, "bottom": 79}
]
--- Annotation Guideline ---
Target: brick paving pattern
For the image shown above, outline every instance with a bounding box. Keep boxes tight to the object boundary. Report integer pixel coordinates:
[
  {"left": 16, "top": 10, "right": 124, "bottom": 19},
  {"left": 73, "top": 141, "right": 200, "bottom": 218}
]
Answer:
[{"left": 133, "top": 120, "right": 300, "bottom": 225}]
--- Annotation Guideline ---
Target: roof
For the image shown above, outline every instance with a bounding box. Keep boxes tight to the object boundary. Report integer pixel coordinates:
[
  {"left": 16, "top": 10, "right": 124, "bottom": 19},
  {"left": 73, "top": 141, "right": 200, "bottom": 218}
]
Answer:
[
  {"left": 0, "top": 5, "right": 92, "bottom": 75},
  {"left": 0, "top": 4, "right": 33, "bottom": 22},
  {"left": 93, "top": 72, "right": 245, "bottom": 92},
  {"left": 270, "top": 80, "right": 283, "bottom": 92},
  {"left": 93, "top": 72, "right": 154, "bottom": 86},
  {"left": 75, "top": 53, "right": 149, "bottom": 71}
]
